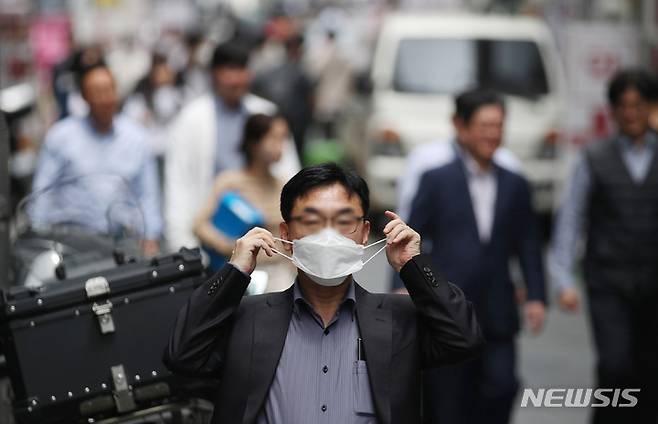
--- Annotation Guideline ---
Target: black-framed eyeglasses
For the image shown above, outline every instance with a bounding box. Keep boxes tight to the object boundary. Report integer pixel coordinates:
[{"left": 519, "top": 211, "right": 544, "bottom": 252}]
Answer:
[{"left": 289, "top": 213, "right": 366, "bottom": 235}]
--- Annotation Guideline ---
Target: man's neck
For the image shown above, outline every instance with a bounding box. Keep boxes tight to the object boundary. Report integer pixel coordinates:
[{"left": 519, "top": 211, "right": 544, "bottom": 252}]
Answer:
[
  {"left": 216, "top": 95, "right": 243, "bottom": 112},
  {"left": 297, "top": 274, "right": 351, "bottom": 328},
  {"left": 617, "top": 130, "right": 651, "bottom": 154},
  {"left": 461, "top": 146, "right": 493, "bottom": 172},
  {"left": 626, "top": 132, "right": 648, "bottom": 150},
  {"left": 89, "top": 116, "right": 114, "bottom": 134},
  {"left": 472, "top": 156, "right": 493, "bottom": 171}
]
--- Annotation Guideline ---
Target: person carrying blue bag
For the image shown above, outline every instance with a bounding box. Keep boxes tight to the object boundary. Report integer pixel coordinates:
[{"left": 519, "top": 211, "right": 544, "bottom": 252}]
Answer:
[{"left": 193, "top": 114, "right": 295, "bottom": 292}]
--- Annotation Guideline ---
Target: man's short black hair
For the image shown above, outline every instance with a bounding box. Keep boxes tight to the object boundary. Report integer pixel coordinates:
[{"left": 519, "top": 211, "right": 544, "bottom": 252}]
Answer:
[
  {"left": 210, "top": 42, "right": 249, "bottom": 70},
  {"left": 607, "top": 68, "right": 655, "bottom": 107},
  {"left": 280, "top": 163, "right": 370, "bottom": 222},
  {"left": 454, "top": 89, "right": 505, "bottom": 124}
]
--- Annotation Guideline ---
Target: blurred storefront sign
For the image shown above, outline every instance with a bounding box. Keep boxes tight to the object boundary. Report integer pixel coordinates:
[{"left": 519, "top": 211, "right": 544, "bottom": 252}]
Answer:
[
  {"left": 0, "top": 0, "right": 30, "bottom": 14},
  {"left": 642, "top": 0, "right": 658, "bottom": 43},
  {"left": 642, "top": 0, "right": 658, "bottom": 70},
  {"left": 29, "top": 15, "right": 71, "bottom": 84},
  {"left": 0, "top": 13, "right": 32, "bottom": 89},
  {"left": 563, "top": 22, "right": 642, "bottom": 146},
  {"left": 95, "top": 0, "right": 120, "bottom": 6},
  {"left": 69, "top": 0, "right": 148, "bottom": 44}
]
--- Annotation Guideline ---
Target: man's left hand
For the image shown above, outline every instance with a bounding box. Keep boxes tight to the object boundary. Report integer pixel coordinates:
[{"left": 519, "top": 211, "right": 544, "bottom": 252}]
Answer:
[
  {"left": 524, "top": 301, "right": 546, "bottom": 335},
  {"left": 383, "top": 210, "right": 421, "bottom": 273}
]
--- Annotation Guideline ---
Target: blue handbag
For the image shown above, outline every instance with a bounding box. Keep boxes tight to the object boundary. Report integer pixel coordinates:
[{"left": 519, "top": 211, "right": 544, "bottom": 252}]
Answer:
[{"left": 203, "top": 191, "right": 265, "bottom": 270}]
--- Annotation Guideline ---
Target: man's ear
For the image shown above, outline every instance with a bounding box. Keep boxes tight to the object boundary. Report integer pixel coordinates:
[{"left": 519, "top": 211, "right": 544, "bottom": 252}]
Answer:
[
  {"left": 452, "top": 115, "right": 464, "bottom": 132},
  {"left": 80, "top": 87, "right": 89, "bottom": 104},
  {"left": 453, "top": 116, "right": 471, "bottom": 148},
  {"left": 361, "top": 220, "right": 371, "bottom": 245},
  {"left": 279, "top": 221, "right": 292, "bottom": 253}
]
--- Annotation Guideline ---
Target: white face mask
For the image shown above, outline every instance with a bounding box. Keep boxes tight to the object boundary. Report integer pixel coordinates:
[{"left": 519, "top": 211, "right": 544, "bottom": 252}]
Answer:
[
  {"left": 274, "top": 228, "right": 387, "bottom": 286},
  {"left": 153, "top": 86, "right": 180, "bottom": 120}
]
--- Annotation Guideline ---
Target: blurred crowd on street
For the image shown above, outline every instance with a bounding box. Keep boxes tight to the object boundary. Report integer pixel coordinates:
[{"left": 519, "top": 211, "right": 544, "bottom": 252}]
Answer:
[{"left": 3, "top": 0, "right": 658, "bottom": 423}]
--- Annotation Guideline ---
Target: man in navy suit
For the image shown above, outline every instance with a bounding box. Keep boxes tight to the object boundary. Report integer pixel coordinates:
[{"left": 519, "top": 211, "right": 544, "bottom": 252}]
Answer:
[{"left": 397, "top": 89, "right": 547, "bottom": 424}]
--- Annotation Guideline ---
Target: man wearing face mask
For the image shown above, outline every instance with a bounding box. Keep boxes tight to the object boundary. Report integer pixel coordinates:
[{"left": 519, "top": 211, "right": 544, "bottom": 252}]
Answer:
[
  {"left": 123, "top": 53, "right": 183, "bottom": 159},
  {"left": 164, "top": 163, "right": 484, "bottom": 424}
]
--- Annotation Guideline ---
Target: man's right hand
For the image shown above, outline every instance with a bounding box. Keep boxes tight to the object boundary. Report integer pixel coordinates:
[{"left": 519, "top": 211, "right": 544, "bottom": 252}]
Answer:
[
  {"left": 229, "top": 227, "right": 276, "bottom": 275},
  {"left": 558, "top": 287, "right": 580, "bottom": 312}
]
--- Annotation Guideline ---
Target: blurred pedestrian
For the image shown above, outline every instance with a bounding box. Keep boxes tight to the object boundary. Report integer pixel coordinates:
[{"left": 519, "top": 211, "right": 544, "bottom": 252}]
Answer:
[
  {"left": 165, "top": 42, "right": 300, "bottom": 251},
  {"left": 123, "top": 53, "right": 183, "bottom": 159},
  {"left": 52, "top": 44, "right": 105, "bottom": 120},
  {"left": 399, "top": 89, "right": 546, "bottom": 424},
  {"left": 549, "top": 68, "right": 658, "bottom": 423},
  {"left": 193, "top": 114, "right": 295, "bottom": 292},
  {"left": 306, "top": 31, "right": 352, "bottom": 139},
  {"left": 105, "top": 36, "right": 151, "bottom": 100},
  {"left": 248, "top": 13, "right": 294, "bottom": 76},
  {"left": 31, "top": 64, "right": 162, "bottom": 256},
  {"left": 253, "top": 34, "right": 314, "bottom": 156},
  {"left": 176, "top": 31, "right": 211, "bottom": 103},
  {"left": 397, "top": 139, "right": 522, "bottom": 221}
]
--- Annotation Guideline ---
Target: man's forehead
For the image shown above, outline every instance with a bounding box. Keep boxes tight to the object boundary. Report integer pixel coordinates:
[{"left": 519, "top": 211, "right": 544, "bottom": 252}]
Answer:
[
  {"left": 214, "top": 66, "right": 249, "bottom": 76},
  {"left": 619, "top": 88, "right": 645, "bottom": 102},
  {"left": 292, "top": 183, "right": 363, "bottom": 215},
  {"left": 472, "top": 104, "right": 504, "bottom": 119},
  {"left": 84, "top": 69, "right": 115, "bottom": 88}
]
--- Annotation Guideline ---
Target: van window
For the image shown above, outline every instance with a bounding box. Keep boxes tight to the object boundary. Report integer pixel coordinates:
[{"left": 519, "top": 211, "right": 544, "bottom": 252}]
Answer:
[{"left": 393, "top": 38, "right": 549, "bottom": 98}]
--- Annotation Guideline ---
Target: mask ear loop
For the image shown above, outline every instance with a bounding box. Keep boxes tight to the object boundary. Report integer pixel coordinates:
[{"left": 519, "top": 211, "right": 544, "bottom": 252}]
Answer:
[
  {"left": 362, "top": 238, "right": 388, "bottom": 266},
  {"left": 364, "top": 237, "right": 387, "bottom": 249},
  {"left": 273, "top": 237, "right": 293, "bottom": 261},
  {"left": 342, "top": 238, "right": 388, "bottom": 275}
]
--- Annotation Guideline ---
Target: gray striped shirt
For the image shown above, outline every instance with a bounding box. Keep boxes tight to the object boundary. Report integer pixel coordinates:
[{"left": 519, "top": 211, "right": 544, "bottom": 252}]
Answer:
[{"left": 257, "top": 280, "right": 377, "bottom": 424}]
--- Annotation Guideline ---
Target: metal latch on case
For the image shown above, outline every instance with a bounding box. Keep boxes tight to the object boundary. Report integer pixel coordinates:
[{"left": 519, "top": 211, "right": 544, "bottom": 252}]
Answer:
[
  {"left": 92, "top": 300, "right": 115, "bottom": 334},
  {"left": 85, "top": 276, "right": 110, "bottom": 298}
]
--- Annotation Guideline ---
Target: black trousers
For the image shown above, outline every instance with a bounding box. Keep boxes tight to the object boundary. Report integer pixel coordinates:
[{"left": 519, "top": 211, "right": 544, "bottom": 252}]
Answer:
[
  {"left": 423, "top": 338, "right": 518, "bottom": 424},
  {"left": 587, "top": 285, "right": 658, "bottom": 424}
]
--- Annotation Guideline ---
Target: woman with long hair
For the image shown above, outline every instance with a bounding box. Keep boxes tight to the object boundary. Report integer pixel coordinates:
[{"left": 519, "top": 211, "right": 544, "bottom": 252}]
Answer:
[{"left": 193, "top": 113, "right": 294, "bottom": 292}]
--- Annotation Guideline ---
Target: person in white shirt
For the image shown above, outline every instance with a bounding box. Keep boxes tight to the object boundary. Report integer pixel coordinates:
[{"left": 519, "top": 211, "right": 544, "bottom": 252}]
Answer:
[{"left": 165, "top": 42, "right": 300, "bottom": 251}]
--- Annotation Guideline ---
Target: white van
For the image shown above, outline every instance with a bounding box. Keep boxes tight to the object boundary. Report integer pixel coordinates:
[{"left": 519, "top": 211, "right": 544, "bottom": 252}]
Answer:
[{"left": 358, "top": 13, "right": 566, "bottom": 212}]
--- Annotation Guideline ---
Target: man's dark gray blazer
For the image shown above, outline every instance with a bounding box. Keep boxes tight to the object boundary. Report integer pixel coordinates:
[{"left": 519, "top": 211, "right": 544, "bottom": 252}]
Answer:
[{"left": 163, "top": 254, "right": 484, "bottom": 424}]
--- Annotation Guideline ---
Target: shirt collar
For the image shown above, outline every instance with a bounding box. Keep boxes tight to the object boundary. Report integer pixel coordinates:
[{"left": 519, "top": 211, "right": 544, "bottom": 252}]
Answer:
[
  {"left": 456, "top": 143, "right": 495, "bottom": 177},
  {"left": 214, "top": 95, "right": 247, "bottom": 115},
  {"left": 292, "top": 278, "right": 357, "bottom": 321},
  {"left": 617, "top": 131, "right": 657, "bottom": 152},
  {"left": 84, "top": 115, "right": 116, "bottom": 138}
]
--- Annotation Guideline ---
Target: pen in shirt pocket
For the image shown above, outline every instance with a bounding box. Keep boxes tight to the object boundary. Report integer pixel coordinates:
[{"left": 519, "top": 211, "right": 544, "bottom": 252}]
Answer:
[{"left": 357, "top": 337, "right": 366, "bottom": 361}]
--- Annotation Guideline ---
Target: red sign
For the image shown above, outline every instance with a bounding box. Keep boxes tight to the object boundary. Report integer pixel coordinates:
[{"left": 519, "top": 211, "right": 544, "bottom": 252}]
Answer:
[{"left": 29, "top": 15, "right": 71, "bottom": 82}]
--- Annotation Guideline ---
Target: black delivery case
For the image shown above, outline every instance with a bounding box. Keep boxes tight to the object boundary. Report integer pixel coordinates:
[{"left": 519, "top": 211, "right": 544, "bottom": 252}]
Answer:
[{"left": 0, "top": 248, "right": 214, "bottom": 424}]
